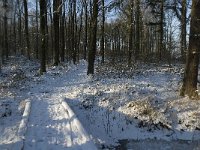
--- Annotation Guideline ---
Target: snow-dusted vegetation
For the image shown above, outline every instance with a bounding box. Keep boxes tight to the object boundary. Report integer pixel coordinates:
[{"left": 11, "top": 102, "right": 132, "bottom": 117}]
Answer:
[
  {"left": 1, "top": 0, "right": 200, "bottom": 149},
  {"left": 1, "top": 57, "right": 199, "bottom": 149}
]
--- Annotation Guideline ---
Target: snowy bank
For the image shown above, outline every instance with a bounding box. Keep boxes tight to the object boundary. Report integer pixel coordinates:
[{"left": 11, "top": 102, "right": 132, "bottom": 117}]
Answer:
[
  {"left": 14, "top": 99, "right": 31, "bottom": 150},
  {"left": 61, "top": 98, "right": 97, "bottom": 150}
]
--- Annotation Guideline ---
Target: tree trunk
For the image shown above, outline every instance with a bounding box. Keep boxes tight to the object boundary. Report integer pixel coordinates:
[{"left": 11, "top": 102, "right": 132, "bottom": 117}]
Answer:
[
  {"left": 49, "top": 0, "right": 54, "bottom": 62},
  {"left": 13, "top": 3, "right": 17, "bottom": 55},
  {"left": 36, "top": 0, "right": 39, "bottom": 59},
  {"left": 128, "top": 0, "right": 134, "bottom": 66},
  {"left": 181, "top": 0, "right": 187, "bottom": 62},
  {"left": 72, "top": 0, "right": 77, "bottom": 64},
  {"left": 45, "top": 0, "right": 49, "bottom": 62},
  {"left": 60, "top": 1, "right": 65, "bottom": 62},
  {"left": 3, "top": 0, "right": 9, "bottom": 60},
  {"left": 40, "top": 0, "right": 46, "bottom": 73},
  {"left": 53, "top": 0, "right": 60, "bottom": 65},
  {"left": 100, "top": 0, "right": 105, "bottom": 64},
  {"left": 83, "top": 0, "right": 88, "bottom": 60},
  {"left": 87, "top": 0, "right": 98, "bottom": 75},
  {"left": 180, "top": 0, "right": 200, "bottom": 98},
  {"left": 0, "top": 22, "right": 2, "bottom": 69},
  {"left": 17, "top": 0, "right": 23, "bottom": 55},
  {"left": 23, "top": 0, "right": 30, "bottom": 59},
  {"left": 159, "top": 0, "right": 164, "bottom": 61},
  {"left": 77, "top": 7, "right": 83, "bottom": 61},
  {"left": 135, "top": 0, "right": 140, "bottom": 61}
]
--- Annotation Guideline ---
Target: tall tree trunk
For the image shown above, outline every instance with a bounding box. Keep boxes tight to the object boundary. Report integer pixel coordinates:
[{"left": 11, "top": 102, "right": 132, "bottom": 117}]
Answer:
[
  {"left": 0, "top": 21, "right": 3, "bottom": 69},
  {"left": 13, "top": 3, "right": 17, "bottom": 55},
  {"left": 17, "top": 0, "right": 22, "bottom": 55},
  {"left": 180, "top": 0, "right": 200, "bottom": 98},
  {"left": 45, "top": 0, "right": 49, "bottom": 62},
  {"left": 72, "top": 0, "right": 77, "bottom": 64},
  {"left": 3, "top": 0, "right": 9, "bottom": 60},
  {"left": 128, "top": 0, "right": 134, "bottom": 66},
  {"left": 100, "top": 0, "right": 105, "bottom": 64},
  {"left": 87, "top": 0, "right": 98, "bottom": 75},
  {"left": 83, "top": 0, "right": 88, "bottom": 60},
  {"left": 60, "top": 1, "right": 65, "bottom": 62},
  {"left": 77, "top": 7, "right": 83, "bottom": 61},
  {"left": 24, "top": 0, "right": 30, "bottom": 59},
  {"left": 53, "top": 0, "right": 60, "bottom": 65},
  {"left": 36, "top": 0, "right": 39, "bottom": 59},
  {"left": 49, "top": 0, "right": 54, "bottom": 62},
  {"left": 135, "top": 0, "right": 140, "bottom": 61},
  {"left": 159, "top": 0, "right": 164, "bottom": 61},
  {"left": 40, "top": 0, "right": 46, "bottom": 73},
  {"left": 181, "top": 0, "right": 187, "bottom": 62}
]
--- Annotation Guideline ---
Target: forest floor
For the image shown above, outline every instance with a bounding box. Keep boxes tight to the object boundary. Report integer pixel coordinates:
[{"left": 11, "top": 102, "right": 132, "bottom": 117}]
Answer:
[{"left": 0, "top": 56, "right": 200, "bottom": 150}]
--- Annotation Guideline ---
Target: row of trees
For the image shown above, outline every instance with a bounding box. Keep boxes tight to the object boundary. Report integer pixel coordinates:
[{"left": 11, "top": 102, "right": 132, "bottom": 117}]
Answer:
[
  {"left": 0, "top": 0, "right": 189, "bottom": 66},
  {"left": 0, "top": 0, "right": 199, "bottom": 98}
]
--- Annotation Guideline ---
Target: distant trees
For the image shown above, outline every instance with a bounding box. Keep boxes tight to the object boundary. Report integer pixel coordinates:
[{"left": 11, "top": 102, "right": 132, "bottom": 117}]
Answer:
[
  {"left": 172, "top": 0, "right": 189, "bottom": 62},
  {"left": 0, "top": 0, "right": 198, "bottom": 95},
  {"left": 180, "top": 0, "right": 200, "bottom": 98}
]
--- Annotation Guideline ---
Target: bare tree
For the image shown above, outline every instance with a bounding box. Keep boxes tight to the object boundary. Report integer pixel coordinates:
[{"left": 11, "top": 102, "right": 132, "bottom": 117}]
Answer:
[
  {"left": 180, "top": 0, "right": 200, "bottom": 98},
  {"left": 87, "top": 0, "right": 98, "bottom": 75},
  {"left": 23, "top": 0, "right": 30, "bottom": 59},
  {"left": 100, "top": 0, "right": 105, "bottom": 64},
  {"left": 53, "top": 0, "right": 61, "bottom": 65},
  {"left": 39, "top": 0, "right": 47, "bottom": 73}
]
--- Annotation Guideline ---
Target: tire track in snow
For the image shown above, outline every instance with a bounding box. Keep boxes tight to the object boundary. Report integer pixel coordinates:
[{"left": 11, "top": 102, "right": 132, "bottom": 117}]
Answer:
[{"left": 23, "top": 96, "right": 73, "bottom": 150}]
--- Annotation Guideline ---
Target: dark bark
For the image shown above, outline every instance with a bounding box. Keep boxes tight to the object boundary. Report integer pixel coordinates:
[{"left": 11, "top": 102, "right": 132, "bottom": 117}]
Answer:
[
  {"left": 128, "top": 0, "right": 134, "bottom": 66},
  {"left": 83, "top": 0, "right": 88, "bottom": 60},
  {"left": 23, "top": 0, "right": 30, "bottom": 59},
  {"left": 72, "top": 0, "right": 77, "bottom": 64},
  {"left": 180, "top": 0, "right": 200, "bottom": 98},
  {"left": 87, "top": 0, "right": 98, "bottom": 75},
  {"left": 13, "top": 4, "right": 17, "bottom": 54},
  {"left": 60, "top": 1, "right": 65, "bottom": 62},
  {"left": 0, "top": 22, "right": 3, "bottom": 67},
  {"left": 36, "top": 0, "right": 39, "bottom": 59},
  {"left": 49, "top": 0, "right": 54, "bottom": 62},
  {"left": 100, "top": 0, "right": 105, "bottom": 64},
  {"left": 3, "top": 0, "right": 9, "bottom": 60},
  {"left": 181, "top": 0, "right": 187, "bottom": 62},
  {"left": 53, "top": 0, "right": 60, "bottom": 66},
  {"left": 77, "top": 7, "right": 83, "bottom": 61},
  {"left": 135, "top": 0, "right": 140, "bottom": 61},
  {"left": 40, "top": 0, "right": 46, "bottom": 73},
  {"left": 158, "top": 0, "right": 164, "bottom": 61},
  {"left": 17, "top": 0, "right": 22, "bottom": 55},
  {"left": 45, "top": 0, "right": 49, "bottom": 61}
]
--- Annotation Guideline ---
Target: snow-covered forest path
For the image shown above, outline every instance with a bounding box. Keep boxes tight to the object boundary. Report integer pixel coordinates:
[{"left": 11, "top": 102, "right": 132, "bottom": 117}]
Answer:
[
  {"left": 24, "top": 95, "right": 73, "bottom": 150},
  {"left": 23, "top": 62, "right": 96, "bottom": 150},
  {"left": 1, "top": 57, "right": 200, "bottom": 149}
]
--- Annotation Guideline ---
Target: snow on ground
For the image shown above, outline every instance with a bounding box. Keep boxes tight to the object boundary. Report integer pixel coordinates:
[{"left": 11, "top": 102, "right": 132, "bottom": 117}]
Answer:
[
  {"left": 0, "top": 56, "right": 200, "bottom": 149},
  {"left": 63, "top": 62, "right": 200, "bottom": 149},
  {"left": 0, "top": 57, "right": 96, "bottom": 150},
  {"left": 0, "top": 56, "right": 39, "bottom": 149}
]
